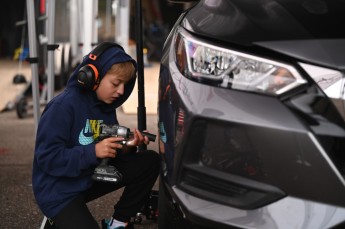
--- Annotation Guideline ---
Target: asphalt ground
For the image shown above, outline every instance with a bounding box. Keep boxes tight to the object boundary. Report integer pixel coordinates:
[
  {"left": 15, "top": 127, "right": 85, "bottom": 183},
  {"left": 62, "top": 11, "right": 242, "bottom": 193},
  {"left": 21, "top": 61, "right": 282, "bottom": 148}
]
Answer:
[{"left": 0, "top": 59, "right": 160, "bottom": 229}]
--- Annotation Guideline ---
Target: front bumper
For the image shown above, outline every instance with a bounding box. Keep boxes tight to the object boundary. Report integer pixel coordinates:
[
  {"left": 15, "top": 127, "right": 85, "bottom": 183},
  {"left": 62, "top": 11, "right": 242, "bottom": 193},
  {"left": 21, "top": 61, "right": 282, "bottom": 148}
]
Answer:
[{"left": 158, "top": 25, "right": 345, "bottom": 229}]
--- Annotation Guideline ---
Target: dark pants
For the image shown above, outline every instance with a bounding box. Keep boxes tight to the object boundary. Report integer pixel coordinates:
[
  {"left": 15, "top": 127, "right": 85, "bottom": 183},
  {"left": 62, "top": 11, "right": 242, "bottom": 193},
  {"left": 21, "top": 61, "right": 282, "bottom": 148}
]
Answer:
[{"left": 52, "top": 150, "right": 160, "bottom": 229}]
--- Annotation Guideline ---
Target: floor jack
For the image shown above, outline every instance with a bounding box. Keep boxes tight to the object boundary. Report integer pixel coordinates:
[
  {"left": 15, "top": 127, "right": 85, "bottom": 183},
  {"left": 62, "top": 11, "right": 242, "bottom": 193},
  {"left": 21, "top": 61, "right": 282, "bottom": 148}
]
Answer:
[
  {"left": 101, "top": 190, "right": 159, "bottom": 229},
  {"left": 132, "top": 190, "right": 159, "bottom": 224}
]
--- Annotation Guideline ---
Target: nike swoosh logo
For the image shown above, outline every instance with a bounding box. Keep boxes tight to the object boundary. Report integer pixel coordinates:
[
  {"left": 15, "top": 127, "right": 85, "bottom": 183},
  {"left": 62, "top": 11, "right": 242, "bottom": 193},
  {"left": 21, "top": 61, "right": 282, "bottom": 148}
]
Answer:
[{"left": 79, "top": 128, "right": 94, "bottom": 145}]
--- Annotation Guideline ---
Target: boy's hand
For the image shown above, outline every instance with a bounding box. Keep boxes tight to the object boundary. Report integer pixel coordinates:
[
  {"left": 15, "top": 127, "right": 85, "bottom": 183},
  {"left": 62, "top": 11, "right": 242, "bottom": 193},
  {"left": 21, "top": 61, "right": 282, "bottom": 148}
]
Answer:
[
  {"left": 126, "top": 128, "right": 150, "bottom": 147},
  {"left": 95, "top": 137, "right": 124, "bottom": 159}
]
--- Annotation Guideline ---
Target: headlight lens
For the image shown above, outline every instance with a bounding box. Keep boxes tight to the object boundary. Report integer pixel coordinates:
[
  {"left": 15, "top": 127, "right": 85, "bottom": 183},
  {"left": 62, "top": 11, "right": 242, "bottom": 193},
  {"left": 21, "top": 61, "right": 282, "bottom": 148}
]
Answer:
[{"left": 174, "top": 27, "right": 307, "bottom": 95}]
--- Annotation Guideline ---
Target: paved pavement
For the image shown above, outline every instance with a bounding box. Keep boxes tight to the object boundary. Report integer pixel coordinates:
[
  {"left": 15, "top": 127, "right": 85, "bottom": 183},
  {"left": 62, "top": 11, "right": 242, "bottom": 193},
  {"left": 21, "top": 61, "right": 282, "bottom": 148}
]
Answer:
[{"left": 0, "top": 59, "right": 160, "bottom": 229}]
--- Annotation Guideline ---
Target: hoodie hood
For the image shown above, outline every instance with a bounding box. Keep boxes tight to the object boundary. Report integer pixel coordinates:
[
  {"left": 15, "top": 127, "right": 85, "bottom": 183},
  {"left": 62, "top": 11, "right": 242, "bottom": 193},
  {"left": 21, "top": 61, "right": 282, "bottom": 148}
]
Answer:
[{"left": 66, "top": 43, "right": 137, "bottom": 110}]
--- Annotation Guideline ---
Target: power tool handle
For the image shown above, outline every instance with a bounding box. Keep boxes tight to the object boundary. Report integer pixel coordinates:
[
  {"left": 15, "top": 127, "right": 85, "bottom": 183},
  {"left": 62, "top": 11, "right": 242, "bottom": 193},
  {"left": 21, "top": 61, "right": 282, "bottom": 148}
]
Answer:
[
  {"left": 100, "top": 158, "right": 109, "bottom": 166},
  {"left": 141, "top": 132, "right": 156, "bottom": 142},
  {"left": 130, "top": 131, "right": 156, "bottom": 142}
]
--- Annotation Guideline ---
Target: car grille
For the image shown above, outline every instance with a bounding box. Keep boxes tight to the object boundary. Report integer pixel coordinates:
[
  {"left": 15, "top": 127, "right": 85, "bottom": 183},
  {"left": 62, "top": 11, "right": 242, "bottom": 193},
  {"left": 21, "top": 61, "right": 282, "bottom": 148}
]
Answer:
[{"left": 179, "top": 164, "right": 286, "bottom": 209}]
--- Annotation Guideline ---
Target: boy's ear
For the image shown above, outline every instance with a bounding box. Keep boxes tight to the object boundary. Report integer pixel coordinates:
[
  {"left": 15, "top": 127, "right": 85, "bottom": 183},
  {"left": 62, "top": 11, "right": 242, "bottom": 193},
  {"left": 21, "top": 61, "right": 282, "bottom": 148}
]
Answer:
[{"left": 76, "top": 42, "right": 124, "bottom": 90}]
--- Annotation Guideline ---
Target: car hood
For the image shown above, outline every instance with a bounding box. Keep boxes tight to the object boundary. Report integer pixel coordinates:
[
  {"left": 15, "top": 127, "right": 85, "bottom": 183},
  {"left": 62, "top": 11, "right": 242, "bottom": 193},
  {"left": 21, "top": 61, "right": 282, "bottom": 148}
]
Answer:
[
  {"left": 255, "top": 39, "right": 345, "bottom": 70},
  {"left": 182, "top": 0, "right": 345, "bottom": 70}
]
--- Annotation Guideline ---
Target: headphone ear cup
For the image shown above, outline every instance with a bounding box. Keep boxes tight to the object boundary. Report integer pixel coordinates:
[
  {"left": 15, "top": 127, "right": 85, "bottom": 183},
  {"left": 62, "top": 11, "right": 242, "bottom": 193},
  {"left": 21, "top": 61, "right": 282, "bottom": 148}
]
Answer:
[{"left": 77, "top": 64, "right": 99, "bottom": 90}]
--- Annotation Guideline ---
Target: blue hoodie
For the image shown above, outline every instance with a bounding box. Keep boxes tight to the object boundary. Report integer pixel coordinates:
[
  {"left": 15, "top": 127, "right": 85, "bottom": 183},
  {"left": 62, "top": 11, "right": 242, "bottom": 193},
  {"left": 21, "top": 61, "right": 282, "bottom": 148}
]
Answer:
[{"left": 32, "top": 44, "right": 137, "bottom": 218}]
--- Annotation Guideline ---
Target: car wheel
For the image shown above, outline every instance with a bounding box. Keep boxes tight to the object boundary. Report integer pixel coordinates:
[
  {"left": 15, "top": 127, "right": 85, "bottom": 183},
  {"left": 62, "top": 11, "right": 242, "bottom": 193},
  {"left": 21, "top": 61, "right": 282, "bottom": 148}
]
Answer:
[
  {"left": 16, "top": 97, "right": 28, "bottom": 119},
  {"left": 157, "top": 175, "right": 171, "bottom": 229},
  {"left": 158, "top": 176, "right": 193, "bottom": 229}
]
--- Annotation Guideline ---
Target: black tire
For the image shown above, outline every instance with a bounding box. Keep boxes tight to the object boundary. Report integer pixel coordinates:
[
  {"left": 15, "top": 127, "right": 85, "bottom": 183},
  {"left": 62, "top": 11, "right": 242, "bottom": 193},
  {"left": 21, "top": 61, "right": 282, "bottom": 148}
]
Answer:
[
  {"left": 13, "top": 74, "right": 27, "bottom": 84},
  {"left": 157, "top": 176, "right": 211, "bottom": 229},
  {"left": 158, "top": 176, "right": 190, "bottom": 229},
  {"left": 16, "top": 97, "right": 28, "bottom": 119},
  {"left": 157, "top": 175, "right": 171, "bottom": 229}
]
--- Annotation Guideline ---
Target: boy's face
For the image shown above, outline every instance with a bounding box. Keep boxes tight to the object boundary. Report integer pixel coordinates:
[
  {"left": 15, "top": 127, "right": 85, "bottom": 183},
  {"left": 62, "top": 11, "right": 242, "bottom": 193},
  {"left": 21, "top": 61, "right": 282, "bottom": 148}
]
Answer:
[{"left": 95, "top": 72, "right": 131, "bottom": 104}]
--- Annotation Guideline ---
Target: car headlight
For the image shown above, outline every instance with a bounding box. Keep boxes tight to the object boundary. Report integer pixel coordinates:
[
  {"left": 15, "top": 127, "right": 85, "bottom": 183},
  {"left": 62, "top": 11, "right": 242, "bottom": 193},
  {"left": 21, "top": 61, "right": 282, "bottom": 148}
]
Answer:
[{"left": 174, "top": 27, "right": 307, "bottom": 96}]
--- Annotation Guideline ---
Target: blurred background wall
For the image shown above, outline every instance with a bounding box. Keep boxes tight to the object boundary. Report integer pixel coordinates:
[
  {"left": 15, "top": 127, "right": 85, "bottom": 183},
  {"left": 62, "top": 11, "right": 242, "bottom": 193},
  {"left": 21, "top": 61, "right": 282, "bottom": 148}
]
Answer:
[{"left": 0, "top": 0, "right": 185, "bottom": 61}]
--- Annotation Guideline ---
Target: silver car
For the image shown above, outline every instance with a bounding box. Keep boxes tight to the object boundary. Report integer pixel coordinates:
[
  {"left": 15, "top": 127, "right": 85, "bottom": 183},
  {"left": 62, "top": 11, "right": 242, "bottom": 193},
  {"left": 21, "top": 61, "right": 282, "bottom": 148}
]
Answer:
[{"left": 157, "top": 0, "right": 345, "bottom": 228}]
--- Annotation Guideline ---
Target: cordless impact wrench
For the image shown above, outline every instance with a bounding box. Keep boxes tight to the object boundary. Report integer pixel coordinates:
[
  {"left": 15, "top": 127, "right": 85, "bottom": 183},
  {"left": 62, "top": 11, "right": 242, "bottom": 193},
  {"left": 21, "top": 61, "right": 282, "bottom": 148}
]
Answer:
[{"left": 92, "top": 124, "right": 156, "bottom": 183}]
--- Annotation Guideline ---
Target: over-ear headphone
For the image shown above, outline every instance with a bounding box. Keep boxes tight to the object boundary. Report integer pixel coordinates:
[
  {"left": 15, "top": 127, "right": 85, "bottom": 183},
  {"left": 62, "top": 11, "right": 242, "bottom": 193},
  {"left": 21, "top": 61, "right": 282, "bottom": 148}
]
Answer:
[{"left": 77, "top": 42, "right": 124, "bottom": 90}]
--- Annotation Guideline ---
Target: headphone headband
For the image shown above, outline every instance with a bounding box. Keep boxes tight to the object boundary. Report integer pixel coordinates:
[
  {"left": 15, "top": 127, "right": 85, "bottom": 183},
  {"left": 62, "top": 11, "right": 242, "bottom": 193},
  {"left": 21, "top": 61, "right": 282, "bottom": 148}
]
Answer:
[{"left": 89, "top": 42, "right": 124, "bottom": 61}]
